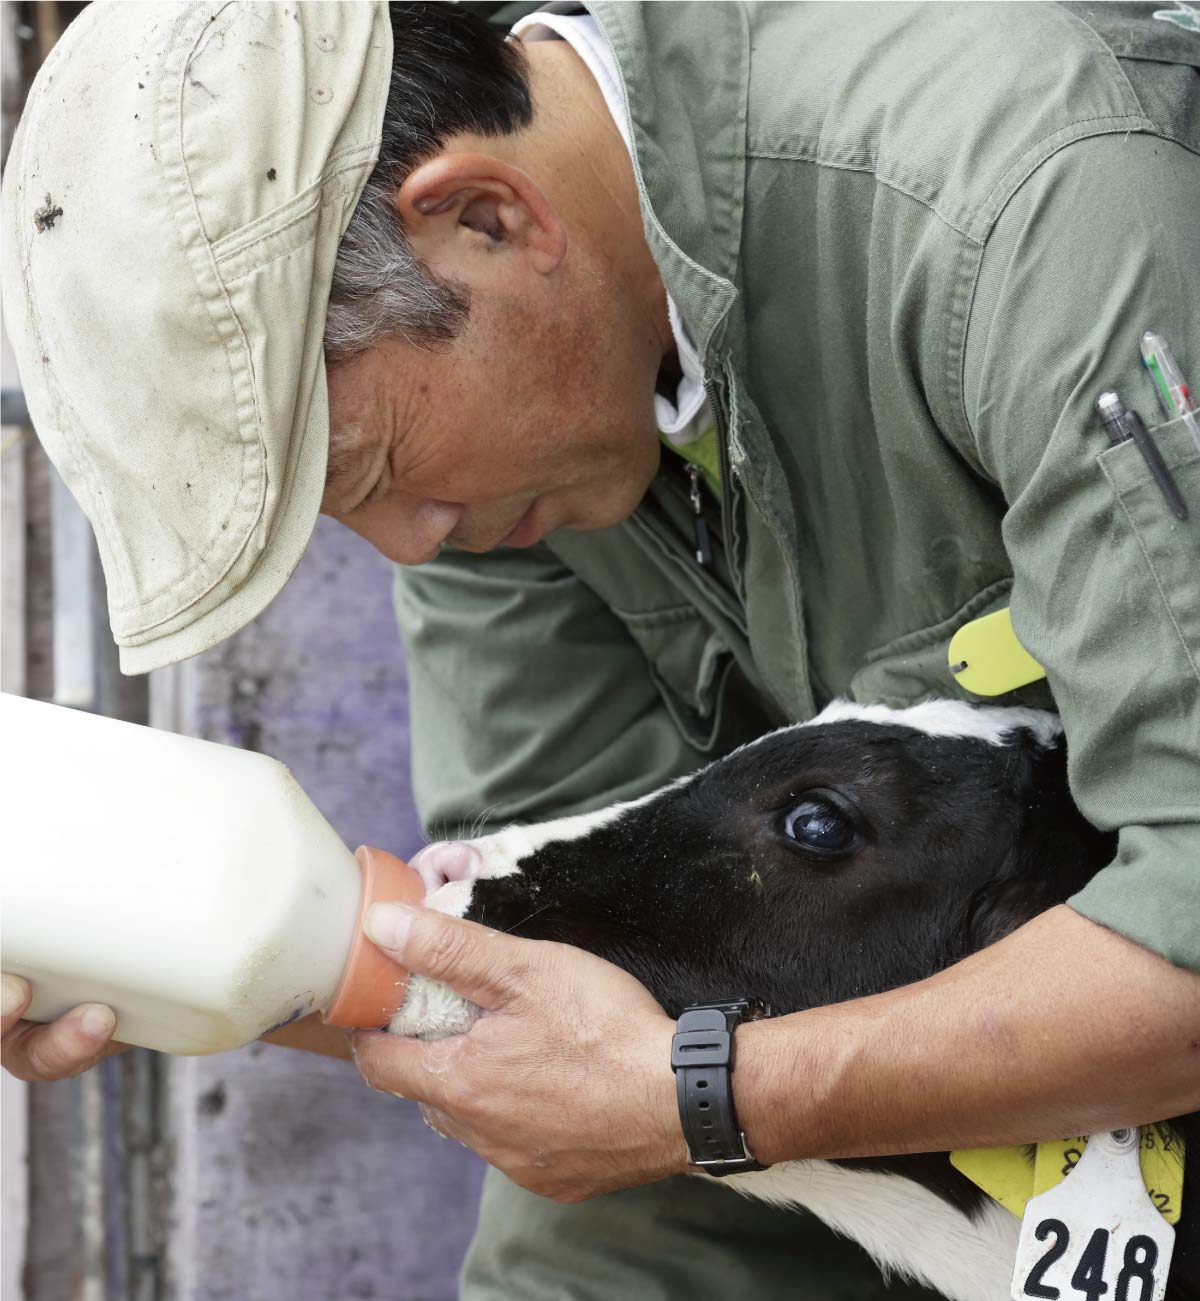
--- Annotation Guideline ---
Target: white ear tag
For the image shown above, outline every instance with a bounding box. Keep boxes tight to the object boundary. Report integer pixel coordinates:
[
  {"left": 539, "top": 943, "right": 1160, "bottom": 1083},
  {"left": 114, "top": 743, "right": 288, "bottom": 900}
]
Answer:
[{"left": 1011, "top": 1129, "right": 1175, "bottom": 1301}]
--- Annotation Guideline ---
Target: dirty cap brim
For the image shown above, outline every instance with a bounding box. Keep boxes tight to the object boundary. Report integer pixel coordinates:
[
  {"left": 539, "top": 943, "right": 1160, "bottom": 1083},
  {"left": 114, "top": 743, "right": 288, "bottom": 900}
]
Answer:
[{"left": 1, "top": 2, "right": 392, "bottom": 673}]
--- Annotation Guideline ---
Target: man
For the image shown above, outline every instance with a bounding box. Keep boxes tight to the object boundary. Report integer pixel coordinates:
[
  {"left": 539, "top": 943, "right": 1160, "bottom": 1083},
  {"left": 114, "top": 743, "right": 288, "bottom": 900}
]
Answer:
[{"left": 3, "top": 2, "right": 1199, "bottom": 1297}]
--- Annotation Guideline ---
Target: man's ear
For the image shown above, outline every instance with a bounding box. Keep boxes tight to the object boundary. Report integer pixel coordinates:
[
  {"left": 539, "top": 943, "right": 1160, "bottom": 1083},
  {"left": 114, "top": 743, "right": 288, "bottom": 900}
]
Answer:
[{"left": 396, "top": 153, "right": 568, "bottom": 279}]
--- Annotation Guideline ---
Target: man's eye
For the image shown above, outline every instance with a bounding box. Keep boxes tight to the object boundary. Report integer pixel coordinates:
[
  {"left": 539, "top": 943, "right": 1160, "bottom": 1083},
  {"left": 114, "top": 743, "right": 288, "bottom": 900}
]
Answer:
[{"left": 783, "top": 794, "right": 856, "bottom": 854}]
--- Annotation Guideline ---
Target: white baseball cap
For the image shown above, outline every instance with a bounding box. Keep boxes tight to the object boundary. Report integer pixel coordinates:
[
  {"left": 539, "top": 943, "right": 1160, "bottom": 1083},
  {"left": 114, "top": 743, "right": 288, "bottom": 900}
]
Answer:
[{"left": 2, "top": 1, "right": 391, "bottom": 673}]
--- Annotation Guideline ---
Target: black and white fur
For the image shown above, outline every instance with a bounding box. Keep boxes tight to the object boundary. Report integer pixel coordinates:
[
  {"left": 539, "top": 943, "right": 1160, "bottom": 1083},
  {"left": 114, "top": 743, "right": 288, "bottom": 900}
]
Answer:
[{"left": 395, "top": 701, "right": 1197, "bottom": 1300}]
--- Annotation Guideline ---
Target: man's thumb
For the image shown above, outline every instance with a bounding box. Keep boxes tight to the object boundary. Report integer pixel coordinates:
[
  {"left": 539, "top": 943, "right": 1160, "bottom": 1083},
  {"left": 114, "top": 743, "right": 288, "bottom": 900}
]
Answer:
[{"left": 364, "top": 902, "right": 528, "bottom": 1012}]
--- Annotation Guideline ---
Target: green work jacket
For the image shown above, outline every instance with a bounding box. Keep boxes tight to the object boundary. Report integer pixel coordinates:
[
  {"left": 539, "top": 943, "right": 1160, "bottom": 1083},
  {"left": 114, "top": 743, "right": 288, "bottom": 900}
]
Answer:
[{"left": 394, "top": 2, "right": 1200, "bottom": 971}]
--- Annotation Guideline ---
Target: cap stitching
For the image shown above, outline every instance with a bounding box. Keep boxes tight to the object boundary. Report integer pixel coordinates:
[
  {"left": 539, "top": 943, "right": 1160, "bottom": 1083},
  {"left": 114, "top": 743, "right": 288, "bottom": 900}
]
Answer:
[
  {"left": 210, "top": 139, "right": 380, "bottom": 263},
  {"left": 117, "top": 0, "right": 389, "bottom": 641},
  {"left": 217, "top": 172, "right": 374, "bottom": 286},
  {"left": 114, "top": 0, "right": 389, "bottom": 643},
  {"left": 12, "top": 8, "right": 135, "bottom": 610},
  {"left": 102, "top": 2, "right": 265, "bottom": 628},
  {"left": 101, "top": 2, "right": 271, "bottom": 627},
  {"left": 9, "top": 0, "right": 390, "bottom": 653}
]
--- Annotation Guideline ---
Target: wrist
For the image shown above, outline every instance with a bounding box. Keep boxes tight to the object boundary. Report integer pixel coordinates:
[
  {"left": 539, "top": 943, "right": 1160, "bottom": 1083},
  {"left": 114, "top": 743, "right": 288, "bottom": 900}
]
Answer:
[
  {"left": 731, "top": 1012, "right": 839, "bottom": 1166},
  {"left": 645, "top": 1015, "right": 691, "bottom": 1178},
  {"left": 729, "top": 1015, "right": 779, "bottom": 1162}
]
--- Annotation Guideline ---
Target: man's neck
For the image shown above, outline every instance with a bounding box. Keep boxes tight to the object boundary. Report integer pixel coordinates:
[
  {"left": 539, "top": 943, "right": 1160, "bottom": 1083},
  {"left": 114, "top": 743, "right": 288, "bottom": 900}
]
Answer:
[{"left": 518, "top": 37, "right": 674, "bottom": 365}]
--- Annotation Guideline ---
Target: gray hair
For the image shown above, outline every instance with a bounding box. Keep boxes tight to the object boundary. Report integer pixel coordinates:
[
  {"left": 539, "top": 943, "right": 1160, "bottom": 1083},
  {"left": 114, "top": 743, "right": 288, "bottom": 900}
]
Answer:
[
  {"left": 320, "top": 3, "right": 532, "bottom": 368},
  {"left": 323, "top": 177, "right": 470, "bottom": 366}
]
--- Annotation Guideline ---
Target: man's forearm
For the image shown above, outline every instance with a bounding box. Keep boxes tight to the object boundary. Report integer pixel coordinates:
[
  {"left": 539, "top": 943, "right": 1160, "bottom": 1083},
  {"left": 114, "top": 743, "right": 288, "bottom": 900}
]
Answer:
[
  {"left": 737, "top": 905, "right": 1200, "bottom": 1163},
  {"left": 262, "top": 1013, "right": 354, "bottom": 1061}
]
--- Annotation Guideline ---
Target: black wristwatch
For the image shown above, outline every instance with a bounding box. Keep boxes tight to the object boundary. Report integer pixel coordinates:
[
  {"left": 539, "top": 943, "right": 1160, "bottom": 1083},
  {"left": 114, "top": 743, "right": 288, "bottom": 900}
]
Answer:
[{"left": 670, "top": 997, "right": 769, "bottom": 1176}]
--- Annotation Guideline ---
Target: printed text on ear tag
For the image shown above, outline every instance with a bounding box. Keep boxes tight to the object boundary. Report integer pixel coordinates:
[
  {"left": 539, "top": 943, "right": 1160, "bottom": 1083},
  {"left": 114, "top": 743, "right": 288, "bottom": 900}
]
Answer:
[
  {"left": 1011, "top": 1129, "right": 1175, "bottom": 1301},
  {"left": 950, "top": 1123, "right": 1183, "bottom": 1225}
]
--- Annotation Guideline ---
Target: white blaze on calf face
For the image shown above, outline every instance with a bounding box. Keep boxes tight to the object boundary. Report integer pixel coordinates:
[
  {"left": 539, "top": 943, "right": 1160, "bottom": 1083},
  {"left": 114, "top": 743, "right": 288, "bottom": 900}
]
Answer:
[{"left": 806, "top": 699, "right": 1063, "bottom": 749}]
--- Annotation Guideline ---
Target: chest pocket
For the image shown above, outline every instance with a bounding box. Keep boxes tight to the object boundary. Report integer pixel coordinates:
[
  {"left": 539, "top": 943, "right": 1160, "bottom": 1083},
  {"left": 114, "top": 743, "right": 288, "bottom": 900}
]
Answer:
[
  {"left": 616, "top": 604, "right": 737, "bottom": 751},
  {"left": 547, "top": 509, "right": 777, "bottom": 755}
]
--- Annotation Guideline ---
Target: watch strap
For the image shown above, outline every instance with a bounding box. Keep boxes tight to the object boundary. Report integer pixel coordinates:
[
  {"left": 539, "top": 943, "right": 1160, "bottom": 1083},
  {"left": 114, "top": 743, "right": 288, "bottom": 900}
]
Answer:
[{"left": 671, "top": 999, "right": 767, "bottom": 1176}]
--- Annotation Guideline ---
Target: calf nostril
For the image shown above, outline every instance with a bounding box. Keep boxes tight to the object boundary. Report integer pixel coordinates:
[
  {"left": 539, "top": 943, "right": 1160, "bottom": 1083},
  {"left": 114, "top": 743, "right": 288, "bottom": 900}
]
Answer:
[{"left": 410, "top": 841, "right": 484, "bottom": 895}]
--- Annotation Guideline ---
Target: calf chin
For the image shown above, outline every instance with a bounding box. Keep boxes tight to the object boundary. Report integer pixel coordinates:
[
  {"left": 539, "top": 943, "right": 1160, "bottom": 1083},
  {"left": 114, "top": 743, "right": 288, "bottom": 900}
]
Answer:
[
  {"left": 389, "top": 880, "right": 481, "bottom": 1039},
  {"left": 389, "top": 976, "right": 479, "bottom": 1040}
]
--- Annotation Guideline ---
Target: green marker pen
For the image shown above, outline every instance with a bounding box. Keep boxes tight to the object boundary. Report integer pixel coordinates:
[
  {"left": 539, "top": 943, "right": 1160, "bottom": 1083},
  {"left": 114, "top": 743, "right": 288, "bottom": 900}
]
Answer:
[{"left": 1141, "top": 330, "right": 1200, "bottom": 456}]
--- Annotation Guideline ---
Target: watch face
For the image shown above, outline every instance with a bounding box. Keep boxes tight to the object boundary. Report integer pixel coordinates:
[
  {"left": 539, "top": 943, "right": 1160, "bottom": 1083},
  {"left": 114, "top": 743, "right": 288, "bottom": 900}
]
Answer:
[{"left": 682, "top": 997, "right": 771, "bottom": 1024}]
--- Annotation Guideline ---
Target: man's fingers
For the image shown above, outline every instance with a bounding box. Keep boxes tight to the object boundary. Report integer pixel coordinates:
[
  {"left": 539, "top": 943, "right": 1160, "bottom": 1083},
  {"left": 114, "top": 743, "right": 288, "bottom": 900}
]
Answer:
[
  {"left": 352, "top": 1026, "right": 473, "bottom": 1111},
  {"left": 2, "top": 975, "right": 32, "bottom": 1037},
  {"left": 364, "top": 902, "right": 536, "bottom": 1012},
  {"left": 2, "top": 1004, "right": 121, "bottom": 1082}
]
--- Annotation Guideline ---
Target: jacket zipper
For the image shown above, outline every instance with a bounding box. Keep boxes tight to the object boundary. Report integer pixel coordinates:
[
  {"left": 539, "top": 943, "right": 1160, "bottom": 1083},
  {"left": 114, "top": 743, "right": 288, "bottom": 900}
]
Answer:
[
  {"left": 686, "top": 463, "right": 713, "bottom": 568},
  {"left": 704, "top": 372, "right": 746, "bottom": 605}
]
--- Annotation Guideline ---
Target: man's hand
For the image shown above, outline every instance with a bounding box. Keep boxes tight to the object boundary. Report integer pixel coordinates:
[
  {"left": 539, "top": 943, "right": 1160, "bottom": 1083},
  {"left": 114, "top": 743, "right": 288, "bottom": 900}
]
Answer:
[
  {"left": 351, "top": 903, "right": 685, "bottom": 1202},
  {"left": 2, "top": 974, "right": 127, "bottom": 1082}
]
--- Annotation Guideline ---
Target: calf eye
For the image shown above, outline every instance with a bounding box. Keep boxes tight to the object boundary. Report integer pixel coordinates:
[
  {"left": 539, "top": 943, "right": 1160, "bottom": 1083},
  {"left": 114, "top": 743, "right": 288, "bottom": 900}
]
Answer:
[{"left": 783, "top": 792, "right": 857, "bottom": 855}]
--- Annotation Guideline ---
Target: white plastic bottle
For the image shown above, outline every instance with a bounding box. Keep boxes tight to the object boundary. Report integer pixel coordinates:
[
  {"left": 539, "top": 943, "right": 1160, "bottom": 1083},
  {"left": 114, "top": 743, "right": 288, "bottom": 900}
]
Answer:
[{"left": 0, "top": 693, "right": 423, "bottom": 1053}]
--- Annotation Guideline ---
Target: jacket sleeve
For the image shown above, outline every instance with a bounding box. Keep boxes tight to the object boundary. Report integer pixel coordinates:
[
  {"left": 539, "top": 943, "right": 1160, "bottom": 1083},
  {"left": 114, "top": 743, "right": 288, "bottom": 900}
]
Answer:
[
  {"left": 392, "top": 541, "right": 711, "bottom": 837},
  {"left": 962, "top": 131, "right": 1200, "bottom": 972}
]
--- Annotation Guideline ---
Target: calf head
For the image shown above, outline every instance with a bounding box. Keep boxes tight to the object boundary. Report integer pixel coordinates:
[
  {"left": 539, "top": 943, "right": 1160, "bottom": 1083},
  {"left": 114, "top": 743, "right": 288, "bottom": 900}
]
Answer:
[{"left": 395, "top": 701, "right": 1115, "bottom": 1037}]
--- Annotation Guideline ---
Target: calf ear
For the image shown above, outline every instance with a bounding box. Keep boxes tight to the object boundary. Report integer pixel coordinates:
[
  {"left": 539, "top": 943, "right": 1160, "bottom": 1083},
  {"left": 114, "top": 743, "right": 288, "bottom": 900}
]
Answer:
[
  {"left": 963, "top": 730, "right": 1114, "bottom": 951},
  {"left": 964, "top": 871, "right": 1057, "bottom": 950}
]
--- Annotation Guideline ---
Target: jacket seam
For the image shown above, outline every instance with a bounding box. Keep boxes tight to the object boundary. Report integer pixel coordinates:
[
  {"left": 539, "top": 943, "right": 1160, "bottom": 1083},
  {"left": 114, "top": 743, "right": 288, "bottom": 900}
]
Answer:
[
  {"left": 745, "top": 148, "right": 983, "bottom": 245},
  {"left": 1139, "top": 129, "right": 1200, "bottom": 162},
  {"left": 1051, "top": 2, "right": 1148, "bottom": 120},
  {"left": 974, "top": 115, "right": 1152, "bottom": 233},
  {"left": 956, "top": 231, "right": 990, "bottom": 473},
  {"left": 614, "top": 603, "right": 704, "bottom": 628},
  {"left": 942, "top": 236, "right": 988, "bottom": 471},
  {"left": 861, "top": 575, "right": 1014, "bottom": 665},
  {"left": 956, "top": 122, "right": 1191, "bottom": 471},
  {"left": 1104, "top": 471, "right": 1200, "bottom": 686}
]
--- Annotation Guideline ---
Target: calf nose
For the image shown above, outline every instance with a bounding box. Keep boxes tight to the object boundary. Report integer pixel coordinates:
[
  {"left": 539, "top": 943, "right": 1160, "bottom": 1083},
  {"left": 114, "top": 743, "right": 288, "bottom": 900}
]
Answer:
[{"left": 410, "top": 841, "right": 484, "bottom": 897}]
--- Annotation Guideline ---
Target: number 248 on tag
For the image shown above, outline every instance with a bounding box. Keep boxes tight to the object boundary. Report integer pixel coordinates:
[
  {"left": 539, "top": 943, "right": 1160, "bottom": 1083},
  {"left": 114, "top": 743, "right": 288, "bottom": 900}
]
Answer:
[{"left": 1012, "top": 1130, "right": 1175, "bottom": 1301}]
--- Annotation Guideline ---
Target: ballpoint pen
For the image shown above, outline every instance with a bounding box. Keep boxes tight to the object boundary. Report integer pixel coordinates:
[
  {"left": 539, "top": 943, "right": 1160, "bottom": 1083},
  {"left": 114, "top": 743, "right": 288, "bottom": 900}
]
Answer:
[
  {"left": 1141, "top": 330, "right": 1200, "bottom": 456},
  {"left": 1097, "top": 390, "right": 1188, "bottom": 522}
]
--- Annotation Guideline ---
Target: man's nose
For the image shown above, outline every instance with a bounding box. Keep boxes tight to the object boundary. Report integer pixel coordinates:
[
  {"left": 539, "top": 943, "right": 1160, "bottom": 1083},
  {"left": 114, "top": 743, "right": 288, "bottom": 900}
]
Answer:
[{"left": 410, "top": 841, "right": 484, "bottom": 897}]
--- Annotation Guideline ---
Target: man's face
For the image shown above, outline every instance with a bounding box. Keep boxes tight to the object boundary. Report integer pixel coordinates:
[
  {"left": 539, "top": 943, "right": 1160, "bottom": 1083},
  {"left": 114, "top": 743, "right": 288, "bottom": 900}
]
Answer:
[{"left": 320, "top": 274, "right": 663, "bottom": 565}]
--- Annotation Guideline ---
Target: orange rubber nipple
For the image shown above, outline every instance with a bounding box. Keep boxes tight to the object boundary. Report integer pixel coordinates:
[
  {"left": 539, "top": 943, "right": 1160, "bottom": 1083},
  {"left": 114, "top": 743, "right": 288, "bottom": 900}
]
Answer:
[{"left": 323, "top": 845, "right": 425, "bottom": 1029}]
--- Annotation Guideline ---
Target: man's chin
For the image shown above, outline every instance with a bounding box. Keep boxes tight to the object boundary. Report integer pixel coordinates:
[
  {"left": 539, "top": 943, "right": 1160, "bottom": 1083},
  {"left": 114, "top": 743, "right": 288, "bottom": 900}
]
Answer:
[
  {"left": 443, "top": 508, "right": 543, "bottom": 554},
  {"left": 499, "top": 504, "right": 549, "bottom": 549},
  {"left": 448, "top": 485, "right": 645, "bottom": 554}
]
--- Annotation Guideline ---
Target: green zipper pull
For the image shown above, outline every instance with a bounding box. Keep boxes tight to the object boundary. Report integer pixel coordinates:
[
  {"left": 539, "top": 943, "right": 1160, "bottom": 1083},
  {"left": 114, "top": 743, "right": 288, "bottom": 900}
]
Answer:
[{"left": 687, "top": 464, "right": 713, "bottom": 567}]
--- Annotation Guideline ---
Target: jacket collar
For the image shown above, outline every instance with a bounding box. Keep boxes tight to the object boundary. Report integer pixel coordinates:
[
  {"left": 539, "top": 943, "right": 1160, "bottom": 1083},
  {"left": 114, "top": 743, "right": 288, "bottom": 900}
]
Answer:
[{"left": 580, "top": 1, "right": 751, "bottom": 362}]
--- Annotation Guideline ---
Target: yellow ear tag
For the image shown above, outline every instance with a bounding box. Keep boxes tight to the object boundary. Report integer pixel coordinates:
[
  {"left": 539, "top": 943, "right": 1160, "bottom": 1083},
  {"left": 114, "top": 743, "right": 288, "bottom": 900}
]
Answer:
[
  {"left": 947, "top": 606, "right": 1046, "bottom": 696},
  {"left": 950, "top": 1124, "right": 1183, "bottom": 1224}
]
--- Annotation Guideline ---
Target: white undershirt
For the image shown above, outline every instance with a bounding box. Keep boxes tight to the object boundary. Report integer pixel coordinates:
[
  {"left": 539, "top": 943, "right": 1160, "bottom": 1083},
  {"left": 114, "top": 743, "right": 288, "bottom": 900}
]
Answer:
[{"left": 511, "top": 11, "right": 710, "bottom": 445}]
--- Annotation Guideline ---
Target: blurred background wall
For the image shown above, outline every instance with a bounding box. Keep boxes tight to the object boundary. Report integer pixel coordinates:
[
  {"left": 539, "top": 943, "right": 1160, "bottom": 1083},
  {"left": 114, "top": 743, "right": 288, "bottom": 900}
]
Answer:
[{"left": 1, "top": 5, "right": 486, "bottom": 1297}]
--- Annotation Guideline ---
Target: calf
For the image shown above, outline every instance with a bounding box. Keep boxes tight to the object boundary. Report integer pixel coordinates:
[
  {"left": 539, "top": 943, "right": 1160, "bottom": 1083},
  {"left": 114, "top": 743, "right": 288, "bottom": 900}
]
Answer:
[{"left": 395, "top": 700, "right": 1197, "bottom": 1300}]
